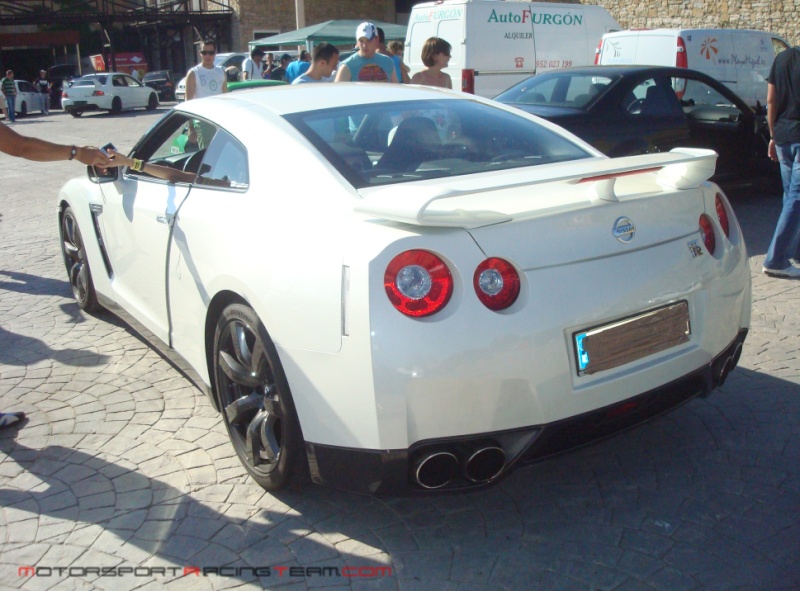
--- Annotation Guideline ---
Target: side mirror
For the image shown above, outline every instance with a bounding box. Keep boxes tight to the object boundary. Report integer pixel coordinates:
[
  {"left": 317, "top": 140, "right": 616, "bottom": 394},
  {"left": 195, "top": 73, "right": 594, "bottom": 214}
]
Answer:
[{"left": 87, "top": 165, "right": 118, "bottom": 183}]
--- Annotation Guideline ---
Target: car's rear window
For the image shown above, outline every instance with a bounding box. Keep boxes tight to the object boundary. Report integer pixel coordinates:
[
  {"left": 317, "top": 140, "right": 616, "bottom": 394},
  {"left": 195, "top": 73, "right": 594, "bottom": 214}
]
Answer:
[
  {"left": 497, "top": 73, "right": 620, "bottom": 109},
  {"left": 74, "top": 76, "right": 105, "bottom": 86},
  {"left": 285, "top": 99, "right": 592, "bottom": 188}
]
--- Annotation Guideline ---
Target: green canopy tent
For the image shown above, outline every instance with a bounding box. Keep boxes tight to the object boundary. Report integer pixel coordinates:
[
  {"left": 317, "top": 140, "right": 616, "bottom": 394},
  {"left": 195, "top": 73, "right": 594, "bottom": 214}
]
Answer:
[{"left": 248, "top": 19, "right": 407, "bottom": 52}]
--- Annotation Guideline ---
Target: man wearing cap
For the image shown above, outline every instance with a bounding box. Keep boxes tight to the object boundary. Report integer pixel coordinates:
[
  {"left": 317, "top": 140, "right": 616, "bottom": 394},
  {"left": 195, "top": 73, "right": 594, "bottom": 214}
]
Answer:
[
  {"left": 242, "top": 48, "right": 266, "bottom": 81},
  {"left": 335, "top": 22, "right": 398, "bottom": 83},
  {"left": 268, "top": 54, "right": 292, "bottom": 82}
]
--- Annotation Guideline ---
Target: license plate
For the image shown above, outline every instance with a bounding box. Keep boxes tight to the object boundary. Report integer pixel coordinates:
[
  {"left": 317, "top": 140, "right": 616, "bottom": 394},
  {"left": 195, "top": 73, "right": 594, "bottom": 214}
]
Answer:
[
  {"left": 73, "top": 101, "right": 87, "bottom": 107},
  {"left": 575, "top": 301, "right": 691, "bottom": 375}
]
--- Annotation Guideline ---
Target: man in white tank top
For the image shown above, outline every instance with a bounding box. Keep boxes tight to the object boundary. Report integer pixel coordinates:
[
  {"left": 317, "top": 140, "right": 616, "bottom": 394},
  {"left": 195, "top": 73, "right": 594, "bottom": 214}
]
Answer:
[{"left": 185, "top": 40, "right": 228, "bottom": 101}]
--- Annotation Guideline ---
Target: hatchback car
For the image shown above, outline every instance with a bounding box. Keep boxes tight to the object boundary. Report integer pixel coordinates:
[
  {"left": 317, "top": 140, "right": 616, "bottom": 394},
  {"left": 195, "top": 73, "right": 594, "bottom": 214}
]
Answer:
[
  {"left": 61, "top": 72, "right": 159, "bottom": 116},
  {"left": 142, "top": 70, "right": 177, "bottom": 101},
  {"left": 57, "top": 84, "right": 750, "bottom": 495},
  {"left": 11, "top": 80, "right": 46, "bottom": 116},
  {"left": 495, "top": 65, "right": 770, "bottom": 178}
]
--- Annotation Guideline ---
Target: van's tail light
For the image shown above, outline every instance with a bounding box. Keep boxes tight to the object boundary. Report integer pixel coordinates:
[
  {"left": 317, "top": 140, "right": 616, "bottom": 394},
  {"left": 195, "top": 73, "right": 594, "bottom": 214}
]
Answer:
[
  {"left": 594, "top": 40, "right": 603, "bottom": 65},
  {"left": 474, "top": 258, "right": 520, "bottom": 310},
  {"left": 676, "top": 37, "right": 688, "bottom": 68},
  {"left": 462, "top": 69, "right": 475, "bottom": 94},
  {"left": 715, "top": 193, "right": 730, "bottom": 238},
  {"left": 385, "top": 250, "right": 453, "bottom": 317},
  {"left": 699, "top": 214, "right": 716, "bottom": 255}
]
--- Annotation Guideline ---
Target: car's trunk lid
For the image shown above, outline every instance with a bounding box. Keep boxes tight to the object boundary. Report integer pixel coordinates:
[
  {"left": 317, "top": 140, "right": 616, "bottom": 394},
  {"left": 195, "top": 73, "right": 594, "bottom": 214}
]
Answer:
[{"left": 356, "top": 149, "right": 716, "bottom": 268}]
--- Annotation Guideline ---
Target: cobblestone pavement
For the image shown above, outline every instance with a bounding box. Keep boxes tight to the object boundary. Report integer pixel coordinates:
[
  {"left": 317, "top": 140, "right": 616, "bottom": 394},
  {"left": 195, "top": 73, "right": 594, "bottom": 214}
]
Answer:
[{"left": 0, "top": 109, "right": 798, "bottom": 591}]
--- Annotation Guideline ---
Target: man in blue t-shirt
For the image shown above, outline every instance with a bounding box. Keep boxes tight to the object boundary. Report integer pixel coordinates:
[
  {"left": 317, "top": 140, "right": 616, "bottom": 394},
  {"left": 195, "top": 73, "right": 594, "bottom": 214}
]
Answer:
[
  {"left": 285, "top": 51, "right": 311, "bottom": 84},
  {"left": 334, "top": 22, "right": 398, "bottom": 83}
]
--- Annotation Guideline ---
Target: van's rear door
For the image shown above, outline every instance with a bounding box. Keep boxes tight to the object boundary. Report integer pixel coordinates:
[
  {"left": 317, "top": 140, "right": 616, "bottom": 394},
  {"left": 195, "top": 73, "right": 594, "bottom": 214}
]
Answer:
[{"left": 464, "top": 1, "right": 537, "bottom": 97}]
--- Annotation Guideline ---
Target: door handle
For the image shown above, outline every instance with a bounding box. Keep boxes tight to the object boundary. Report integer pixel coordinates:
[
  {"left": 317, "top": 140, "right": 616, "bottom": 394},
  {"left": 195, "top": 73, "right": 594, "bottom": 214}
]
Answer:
[{"left": 156, "top": 214, "right": 174, "bottom": 226}]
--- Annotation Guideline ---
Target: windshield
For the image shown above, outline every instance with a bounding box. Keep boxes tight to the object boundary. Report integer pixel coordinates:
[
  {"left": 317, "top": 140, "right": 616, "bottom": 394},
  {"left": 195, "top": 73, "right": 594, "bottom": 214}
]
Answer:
[
  {"left": 496, "top": 73, "right": 620, "bottom": 109},
  {"left": 285, "top": 99, "right": 592, "bottom": 188}
]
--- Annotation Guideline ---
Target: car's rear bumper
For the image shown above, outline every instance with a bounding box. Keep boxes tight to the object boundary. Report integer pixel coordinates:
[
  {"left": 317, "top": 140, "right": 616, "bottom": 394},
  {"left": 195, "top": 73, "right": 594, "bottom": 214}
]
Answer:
[
  {"left": 305, "top": 328, "right": 747, "bottom": 495},
  {"left": 64, "top": 102, "right": 101, "bottom": 113}
]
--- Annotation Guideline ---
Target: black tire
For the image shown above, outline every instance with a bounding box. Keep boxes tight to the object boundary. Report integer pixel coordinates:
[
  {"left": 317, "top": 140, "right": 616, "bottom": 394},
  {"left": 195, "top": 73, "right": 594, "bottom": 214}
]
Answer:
[
  {"left": 213, "top": 303, "right": 307, "bottom": 491},
  {"left": 69, "top": 109, "right": 83, "bottom": 118},
  {"left": 61, "top": 206, "right": 100, "bottom": 312},
  {"left": 146, "top": 93, "right": 158, "bottom": 110},
  {"left": 111, "top": 96, "right": 122, "bottom": 114},
  {"left": 19, "top": 101, "right": 27, "bottom": 117}
]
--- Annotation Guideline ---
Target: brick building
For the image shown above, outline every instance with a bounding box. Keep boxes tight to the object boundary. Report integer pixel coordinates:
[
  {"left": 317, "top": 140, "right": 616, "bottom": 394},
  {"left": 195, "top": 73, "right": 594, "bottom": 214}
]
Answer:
[{"left": 232, "top": 0, "right": 400, "bottom": 50}]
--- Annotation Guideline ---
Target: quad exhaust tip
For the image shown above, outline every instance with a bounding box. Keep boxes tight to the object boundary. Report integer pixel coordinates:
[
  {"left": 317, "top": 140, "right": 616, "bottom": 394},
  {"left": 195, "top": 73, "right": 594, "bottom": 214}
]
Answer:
[
  {"left": 413, "top": 445, "right": 507, "bottom": 489},
  {"left": 414, "top": 451, "right": 459, "bottom": 489}
]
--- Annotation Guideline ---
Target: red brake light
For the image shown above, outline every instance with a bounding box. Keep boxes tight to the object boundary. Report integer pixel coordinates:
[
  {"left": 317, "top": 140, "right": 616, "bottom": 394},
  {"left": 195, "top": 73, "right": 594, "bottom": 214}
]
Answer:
[
  {"left": 715, "top": 193, "right": 730, "bottom": 238},
  {"left": 676, "top": 37, "right": 688, "bottom": 68},
  {"left": 92, "top": 90, "right": 105, "bottom": 96},
  {"left": 594, "top": 40, "right": 603, "bottom": 65},
  {"left": 385, "top": 250, "right": 453, "bottom": 317},
  {"left": 462, "top": 69, "right": 475, "bottom": 94},
  {"left": 474, "top": 258, "right": 520, "bottom": 310},
  {"left": 699, "top": 214, "right": 716, "bottom": 255}
]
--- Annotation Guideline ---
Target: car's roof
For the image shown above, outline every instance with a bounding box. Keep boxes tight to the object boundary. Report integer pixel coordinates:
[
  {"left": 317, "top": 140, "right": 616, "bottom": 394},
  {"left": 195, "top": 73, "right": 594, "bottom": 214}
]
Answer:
[
  {"left": 177, "top": 83, "right": 468, "bottom": 118},
  {"left": 541, "top": 65, "right": 720, "bottom": 79}
]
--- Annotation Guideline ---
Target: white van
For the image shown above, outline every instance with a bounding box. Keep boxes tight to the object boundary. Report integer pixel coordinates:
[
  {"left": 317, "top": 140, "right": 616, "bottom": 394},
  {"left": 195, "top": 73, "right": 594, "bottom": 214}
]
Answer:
[
  {"left": 596, "top": 29, "right": 790, "bottom": 108},
  {"left": 406, "top": 0, "right": 620, "bottom": 98}
]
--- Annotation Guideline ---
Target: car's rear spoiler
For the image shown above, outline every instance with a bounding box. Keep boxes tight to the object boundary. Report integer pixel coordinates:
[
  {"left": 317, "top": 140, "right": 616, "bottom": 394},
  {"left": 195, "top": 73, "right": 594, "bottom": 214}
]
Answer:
[{"left": 355, "top": 148, "right": 717, "bottom": 228}]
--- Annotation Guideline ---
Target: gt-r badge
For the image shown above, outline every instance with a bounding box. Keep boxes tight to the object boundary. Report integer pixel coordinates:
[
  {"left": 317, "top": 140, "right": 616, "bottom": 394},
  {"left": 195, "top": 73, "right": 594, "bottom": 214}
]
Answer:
[
  {"left": 612, "top": 216, "right": 636, "bottom": 243},
  {"left": 688, "top": 240, "right": 704, "bottom": 258}
]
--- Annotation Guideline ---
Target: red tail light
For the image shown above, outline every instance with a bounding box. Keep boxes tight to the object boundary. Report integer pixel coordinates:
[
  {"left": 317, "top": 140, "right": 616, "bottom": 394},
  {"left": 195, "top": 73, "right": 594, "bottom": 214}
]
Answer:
[
  {"left": 462, "top": 69, "right": 475, "bottom": 94},
  {"left": 699, "top": 214, "right": 716, "bottom": 255},
  {"left": 676, "top": 37, "right": 688, "bottom": 68},
  {"left": 715, "top": 193, "right": 730, "bottom": 238},
  {"left": 474, "top": 258, "right": 520, "bottom": 310},
  {"left": 385, "top": 250, "right": 453, "bottom": 317},
  {"left": 594, "top": 40, "right": 603, "bottom": 65},
  {"left": 92, "top": 90, "right": 105, "bottom": 96}
]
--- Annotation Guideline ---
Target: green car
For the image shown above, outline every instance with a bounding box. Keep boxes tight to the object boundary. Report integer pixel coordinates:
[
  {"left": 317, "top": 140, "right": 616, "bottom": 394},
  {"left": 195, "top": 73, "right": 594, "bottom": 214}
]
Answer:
[{"left": 227, "top": 79, "right": 287, "bottom": 92}]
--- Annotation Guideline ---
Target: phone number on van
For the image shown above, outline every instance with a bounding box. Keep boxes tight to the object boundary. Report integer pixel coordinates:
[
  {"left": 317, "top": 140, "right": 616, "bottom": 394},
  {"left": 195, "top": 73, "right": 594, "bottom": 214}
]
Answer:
[{"left": 537, "top": 60, "right": 573, "bottom": 69}]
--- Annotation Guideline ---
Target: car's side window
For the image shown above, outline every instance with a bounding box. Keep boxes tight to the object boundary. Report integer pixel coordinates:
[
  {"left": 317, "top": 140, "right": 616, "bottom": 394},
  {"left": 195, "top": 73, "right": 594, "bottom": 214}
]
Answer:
[
  {"left": 677, "top": 78, "right": 743, "bottom": 123},
  {"left": 626, "top": 78, "right": 682, "bottom": 117},
  {"left": 129, "top": 114, "right": 219, "bottom": 180},
  {"left": 123, "top": 75, "right": 140, "bottom": 87},
  {"left": 196, "top": 129, "right": 249, "bottom": 190}
]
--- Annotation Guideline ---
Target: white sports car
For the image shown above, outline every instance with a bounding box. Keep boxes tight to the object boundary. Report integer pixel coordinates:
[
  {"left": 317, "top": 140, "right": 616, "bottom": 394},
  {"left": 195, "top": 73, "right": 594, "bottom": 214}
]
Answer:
[
  {"left": 57, "top": 84, "right": 751, "bottom": 495},
  {"left": 61, "top": 72, "right": 159, "bottom": 116}
]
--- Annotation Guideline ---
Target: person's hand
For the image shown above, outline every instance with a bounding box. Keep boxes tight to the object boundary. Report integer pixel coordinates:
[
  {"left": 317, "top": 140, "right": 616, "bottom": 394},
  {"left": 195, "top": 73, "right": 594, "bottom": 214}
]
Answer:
[
  {"left": 768, "top": 139, "right": 778, "bottom": 162},
  {"left": 77, "top": 147, "right": 112, "bottom": 167},
  {"left": 104, "top": 148, "right": 131, "bottom": 168}
]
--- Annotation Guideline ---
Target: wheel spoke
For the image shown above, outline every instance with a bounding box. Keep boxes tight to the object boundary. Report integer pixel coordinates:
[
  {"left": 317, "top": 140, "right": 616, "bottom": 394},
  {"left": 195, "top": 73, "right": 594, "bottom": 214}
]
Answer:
[
  {"left": 224, "top": 392, "right": 262, "bottom": 425},
  {"left": 245, "top": 409, "right": 268, "bottom": 466},
  {"left": 63, "top": 241, "right": 79, "bottom": 256},
  {"left": 260, "top": 412, "right": 281, "bottom": 463},
  {"left": 219, "top": 350, "right": 260, "bottom": 389},
  {"left": 233, "top": 323, "right": 253, "bottom": 369},
  {"left": 69, "top": 262, "right": 85, "bottom": 300}
]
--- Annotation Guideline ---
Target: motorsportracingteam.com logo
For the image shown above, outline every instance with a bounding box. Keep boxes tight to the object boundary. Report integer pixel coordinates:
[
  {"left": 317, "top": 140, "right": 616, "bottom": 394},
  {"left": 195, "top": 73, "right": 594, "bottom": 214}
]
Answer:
[{"left": 19, "top": 565, "right": 393, "bottom": 578}]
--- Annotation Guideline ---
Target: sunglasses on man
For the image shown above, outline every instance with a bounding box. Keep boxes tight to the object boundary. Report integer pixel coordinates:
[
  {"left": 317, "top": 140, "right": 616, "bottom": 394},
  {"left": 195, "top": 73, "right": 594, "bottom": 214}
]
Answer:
[{"left": 200, "top": 50, "right": 216, "bottom": 56}]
